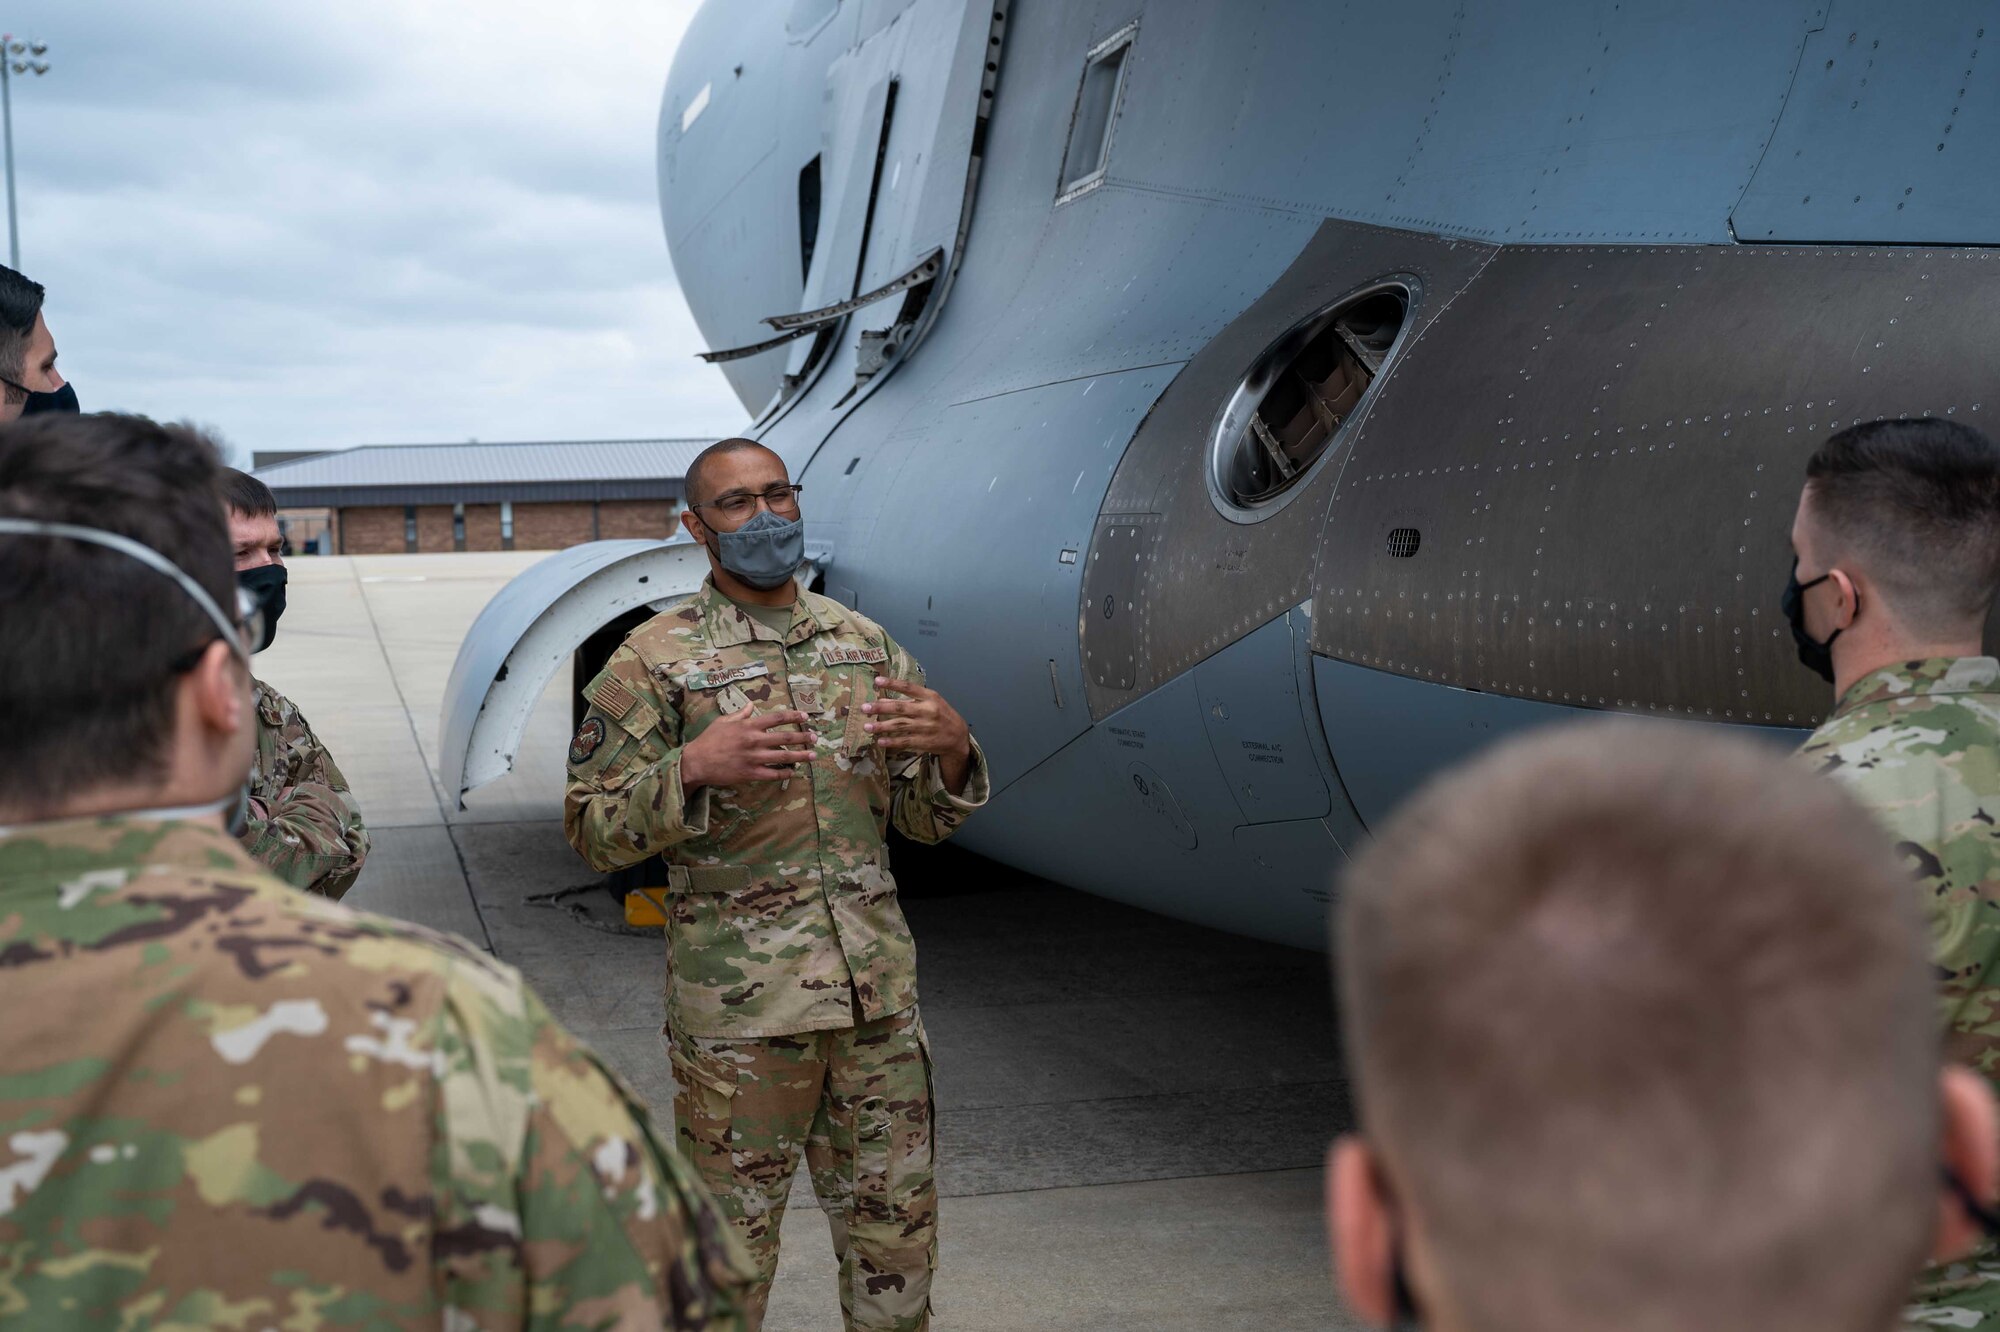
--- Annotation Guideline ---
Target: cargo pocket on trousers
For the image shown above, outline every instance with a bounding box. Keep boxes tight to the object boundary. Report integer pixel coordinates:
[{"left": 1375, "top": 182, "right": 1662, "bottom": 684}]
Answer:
[
  {"left": 847, "top": 1017, "right": 940, "bottom": 1327},
  {"left": 916, "top": 1020, "right": 939, "bottom": 1286},
  {"left": 667, "top": 1034, "right": 738, "bottom": 1179}
]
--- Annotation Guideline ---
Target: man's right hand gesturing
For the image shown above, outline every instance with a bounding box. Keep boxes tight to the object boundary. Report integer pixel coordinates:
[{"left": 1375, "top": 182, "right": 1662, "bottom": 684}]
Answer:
[{"left": 680, "top": 708, "right": 814, "bottom": 790}]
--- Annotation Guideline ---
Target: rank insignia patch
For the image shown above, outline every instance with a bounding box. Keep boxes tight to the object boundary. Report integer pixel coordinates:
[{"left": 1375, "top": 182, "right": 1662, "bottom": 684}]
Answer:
[{"left": 569, "top": 716, "right": 607, "bottom": 765}]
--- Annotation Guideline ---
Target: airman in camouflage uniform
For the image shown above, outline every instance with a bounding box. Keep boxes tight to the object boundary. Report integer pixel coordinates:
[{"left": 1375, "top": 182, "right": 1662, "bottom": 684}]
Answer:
[
  {"left": 1800, "top": 659, "right": 2000, "bottom": 1326},
  {"left": 0, "top": 415, "right": 749, "bottom": 1330},
  {"left": 243, "top": 677, "right": 370, "bottom": 898},
  {"left": 565, "top": 439, "right": 988, "bottom": 1332},
  {"left": 221, "top": 468, "right": 369, "bottom": 899},
  {"left": 1784, "top": 418, "right": 2000, "bottom": 1328},
  {"left": 0, "top": 816, "right": 750, "bottom": 1330},
  {"left": 1799, "top": 658, "right": 2000, "bottom": 1073}
]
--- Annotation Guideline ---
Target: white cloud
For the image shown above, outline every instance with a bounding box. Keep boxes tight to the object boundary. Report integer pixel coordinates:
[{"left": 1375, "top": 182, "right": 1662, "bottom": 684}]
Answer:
[{"left": 2, "top": 0, "right": 750, "bottom": 460}]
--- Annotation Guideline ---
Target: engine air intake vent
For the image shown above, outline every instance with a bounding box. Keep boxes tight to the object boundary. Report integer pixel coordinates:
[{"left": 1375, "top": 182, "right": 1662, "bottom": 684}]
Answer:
[
  {"left": 1210, "top": 280, "right": 1414, "bottom": 518},
  {"left": 1386, "top": 527, "right": 1420, "bottom": 558}
]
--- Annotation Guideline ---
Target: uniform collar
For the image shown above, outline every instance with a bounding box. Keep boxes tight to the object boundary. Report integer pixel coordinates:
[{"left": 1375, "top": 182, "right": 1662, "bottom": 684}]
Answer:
[
  {"left": 1832, "top": 655, "right": 2000, "bottom": 717},
  {"left": 696, "top": 576, "right": 839, "bottom": 649},
  {"left": 0, "top": 813, "right": 260, "bottom": 892}
]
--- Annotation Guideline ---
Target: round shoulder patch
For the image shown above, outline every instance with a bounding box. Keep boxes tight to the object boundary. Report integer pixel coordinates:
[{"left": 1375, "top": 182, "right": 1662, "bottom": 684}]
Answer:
[{"left": 569, "top": 715, "right": 608, "bottom": 765}]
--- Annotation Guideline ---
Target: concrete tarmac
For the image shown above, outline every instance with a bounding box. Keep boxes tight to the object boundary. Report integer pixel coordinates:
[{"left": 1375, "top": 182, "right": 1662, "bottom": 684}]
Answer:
[{"left": 257, "top": 551, "right": 1360, "bottom": 1331}]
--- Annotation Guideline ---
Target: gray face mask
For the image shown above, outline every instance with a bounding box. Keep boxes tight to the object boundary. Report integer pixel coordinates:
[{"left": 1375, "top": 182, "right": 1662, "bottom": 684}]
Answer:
[{"left": 710, "top": 508, "right": 804, "bottom": 590}]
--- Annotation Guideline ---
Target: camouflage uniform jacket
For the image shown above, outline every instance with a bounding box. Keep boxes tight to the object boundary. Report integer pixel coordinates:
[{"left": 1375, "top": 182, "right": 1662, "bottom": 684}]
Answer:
[
  {"left": 1797, "top": 656, "right": 2000, "bottom": 1074},
  {"left": 243, "top": 677, "right": 369, "bottom": 899},
  {"left": 563, "top": 579, "right": 990, "bottom": 1040},
  {"left": 0, "top": 815, "right": 751, "bottom": 1330}
]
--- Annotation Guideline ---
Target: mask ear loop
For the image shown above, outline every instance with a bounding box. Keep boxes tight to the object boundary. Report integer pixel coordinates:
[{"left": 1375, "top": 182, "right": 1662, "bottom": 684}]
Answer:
[
  {"left": 1944, "top": 1167, "right": 2000, "bottom": 1239},
  {"left": 1367, "top": 1146, "right": 1426, "bottom": 1331},
  {"left": 1389, "top": 1241, "right": 1423, "bottom": 1332},
  {"left": 1795, "top": 560, "right": 1862, "bottom": 647},
  {"left": 0, "top": 518, "right": 252, "bottom": 668}
]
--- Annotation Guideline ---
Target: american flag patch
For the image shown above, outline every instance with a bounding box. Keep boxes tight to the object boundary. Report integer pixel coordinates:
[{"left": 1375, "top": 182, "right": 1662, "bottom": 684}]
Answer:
[{"left": 588, "top": 674, "right": 637, "bottom": 718}]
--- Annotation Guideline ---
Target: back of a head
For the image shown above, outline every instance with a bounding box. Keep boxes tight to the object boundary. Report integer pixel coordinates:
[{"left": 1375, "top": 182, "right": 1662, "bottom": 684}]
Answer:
[
  {"left": 1339, "top": 721, "right": 1939, "bottom": 1332},
  {"left": 0, "top": 413, "right": 233, "bottom": 814},
  {"left": 1805, "top": 417, "right": 2000, "bottom": 640}
]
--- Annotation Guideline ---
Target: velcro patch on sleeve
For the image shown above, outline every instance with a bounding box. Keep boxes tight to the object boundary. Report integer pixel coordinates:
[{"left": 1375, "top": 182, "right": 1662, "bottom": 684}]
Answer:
[
  {"left": 587, "top": 674, "right": 638, "bottom": 719},
  {"left": 568, "top": 716, "right": 608, "bottom": 765},
  {"left": 819, "top": 642, "right": 890, "bottom": 668}
]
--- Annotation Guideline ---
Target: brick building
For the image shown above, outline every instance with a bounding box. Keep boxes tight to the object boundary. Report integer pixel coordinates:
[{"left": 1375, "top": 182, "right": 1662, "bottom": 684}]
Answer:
[{"left": 253, "top": 438, "right": 709, "bottom": 555}]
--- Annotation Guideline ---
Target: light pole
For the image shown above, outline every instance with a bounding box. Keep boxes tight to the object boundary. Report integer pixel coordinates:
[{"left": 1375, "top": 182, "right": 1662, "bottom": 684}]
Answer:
[{"left": 0, "top": 35, "right": 49, "bottom": 270}]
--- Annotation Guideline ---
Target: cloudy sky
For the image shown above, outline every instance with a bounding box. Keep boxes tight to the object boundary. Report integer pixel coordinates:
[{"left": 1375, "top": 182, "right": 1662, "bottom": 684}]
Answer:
[{"left": 4, "top": 0, "right": 747, "bottom": 462}]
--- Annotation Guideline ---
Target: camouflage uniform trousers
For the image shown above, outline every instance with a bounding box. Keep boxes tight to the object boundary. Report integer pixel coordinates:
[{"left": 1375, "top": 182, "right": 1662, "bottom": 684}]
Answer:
[{"left": 671, "top": 1005, "right": 937, "bottom": 1332}]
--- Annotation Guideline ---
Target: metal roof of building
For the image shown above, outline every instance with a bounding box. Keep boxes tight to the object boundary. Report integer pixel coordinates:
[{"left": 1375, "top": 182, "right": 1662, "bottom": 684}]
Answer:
[{"left": 254, "top": 437, "right": 714, "bottom": 508}]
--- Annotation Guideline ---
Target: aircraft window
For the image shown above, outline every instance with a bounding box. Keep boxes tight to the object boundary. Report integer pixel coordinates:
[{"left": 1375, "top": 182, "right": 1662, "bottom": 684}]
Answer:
[
  {"left": 798, "top": 155, "right": 822, "bottom": 289},
  {"left": 1210, "top": 281, "right": 1413, "bottom": 516},
  {"left": 1058, "top": 23, "right": 1136, "bottom": 198}
]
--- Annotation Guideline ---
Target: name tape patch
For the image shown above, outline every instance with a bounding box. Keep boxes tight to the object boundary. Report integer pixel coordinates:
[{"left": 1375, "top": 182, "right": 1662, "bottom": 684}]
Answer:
[{"left": 683, "top": 661, "right": 771, "bottom": 690}]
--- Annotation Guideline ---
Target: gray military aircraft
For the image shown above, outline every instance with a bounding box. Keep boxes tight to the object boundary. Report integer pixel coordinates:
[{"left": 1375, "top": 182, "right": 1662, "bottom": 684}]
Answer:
[{"left": 441, "top": 0, "right": 2000, "bottom": 947}]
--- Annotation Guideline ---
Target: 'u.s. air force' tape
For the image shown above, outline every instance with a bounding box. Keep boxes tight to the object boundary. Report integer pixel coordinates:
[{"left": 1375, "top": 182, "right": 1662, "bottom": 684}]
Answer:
[{"left": 819, "top": 643, "right": 889, "bottom": 667}]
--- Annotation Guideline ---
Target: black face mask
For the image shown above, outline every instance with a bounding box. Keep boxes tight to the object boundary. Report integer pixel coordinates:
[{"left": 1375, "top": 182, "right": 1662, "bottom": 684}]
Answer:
[
  {"left": 20, "top": 382, "right": 77, "bottom": 415},
  {"left": 236, "top": 564, "right": 286, "bottom": 653},
  {"left": 1781, "top": 558, "right": 1847, "bottom": 685}
]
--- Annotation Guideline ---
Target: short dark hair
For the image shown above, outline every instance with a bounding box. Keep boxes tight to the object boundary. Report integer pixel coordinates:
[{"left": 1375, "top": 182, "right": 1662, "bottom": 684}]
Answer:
[
  {"left": 1340, "top": 721, "right": 1937, "bottom": 1332},
  {"left": 685, "top": 437, "right": 780, "bottom": 508},
  {"left": 1805, "top": 417, "right": 2000, "bottom": 638},
  {"left": 0, "top": 264, "right": 45, "bottom": 403},
  {"left": 219, "top": 467, "right": 277, "bottom": 519},
  {"left": 0, "top": 414, "right": 236, "bottom": 811}
]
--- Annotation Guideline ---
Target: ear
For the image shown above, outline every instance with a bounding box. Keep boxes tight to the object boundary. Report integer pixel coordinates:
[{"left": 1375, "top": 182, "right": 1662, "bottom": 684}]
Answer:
[
  {"left": 680, "top": 507, "right": 706, "bottom": 544},
  {"left": 187, "top": 639, "right": 249, "bottom": 736},
  {"left": 1828, "top": 567, "right": 1862, "bottom": 631},
  {"left": 1330, "top": 1137, "right": 1398, "bottom": 1327},
  {"left": 1934, "top": 1064, "right": 2000, "bottom": 1263}
]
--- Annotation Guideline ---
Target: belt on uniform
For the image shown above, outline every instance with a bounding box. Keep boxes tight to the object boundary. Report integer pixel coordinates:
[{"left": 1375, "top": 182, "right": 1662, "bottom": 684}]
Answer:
[{"left": 624, "top": 863, "right": 756, "bottom": 926}]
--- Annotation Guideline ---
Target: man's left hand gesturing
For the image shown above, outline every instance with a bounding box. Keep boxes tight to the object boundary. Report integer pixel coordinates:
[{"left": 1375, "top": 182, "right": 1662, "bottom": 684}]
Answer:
[{"left": 862, "top": 676, "right": 973, "bottom": 792}]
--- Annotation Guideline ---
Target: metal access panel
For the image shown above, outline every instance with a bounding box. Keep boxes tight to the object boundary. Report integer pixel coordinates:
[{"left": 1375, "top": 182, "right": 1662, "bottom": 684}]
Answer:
[
  {"left": 1193, "top": 611, "right": 1330, "bottom": 826},
  {"left": 1081, "top": 514, "right": 1161, "bottom": 691},
  {"left": 1311, "top": 241, "right": 2000, "bottom": 728},
  {"left": 1733, "top": 7, "right": 2000, "bottom": 244},
  {"left": 1232, "top": 819, "right": 1346, "bottom": 909}
]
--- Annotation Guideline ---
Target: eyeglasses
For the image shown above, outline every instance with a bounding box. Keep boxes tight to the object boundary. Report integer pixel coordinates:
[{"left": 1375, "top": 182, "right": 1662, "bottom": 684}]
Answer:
[
  {"left": 167, "top": 582, "right": 274, "bottom": 671},
  {"left": 690, "top": 483, "right": 803, "bottom": 523}
]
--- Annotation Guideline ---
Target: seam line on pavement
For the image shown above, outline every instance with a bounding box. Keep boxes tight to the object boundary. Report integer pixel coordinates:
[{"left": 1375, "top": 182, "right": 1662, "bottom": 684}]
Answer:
[
  {"left": 941, "top": 1079, "right": 1349, "bottom": 1118},
  {"left": 349, "top": 561, "right": 496, "bottom": 953},
  {"left": 938, "top": 1162, "right": 1328, "bottom": 1201}
]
